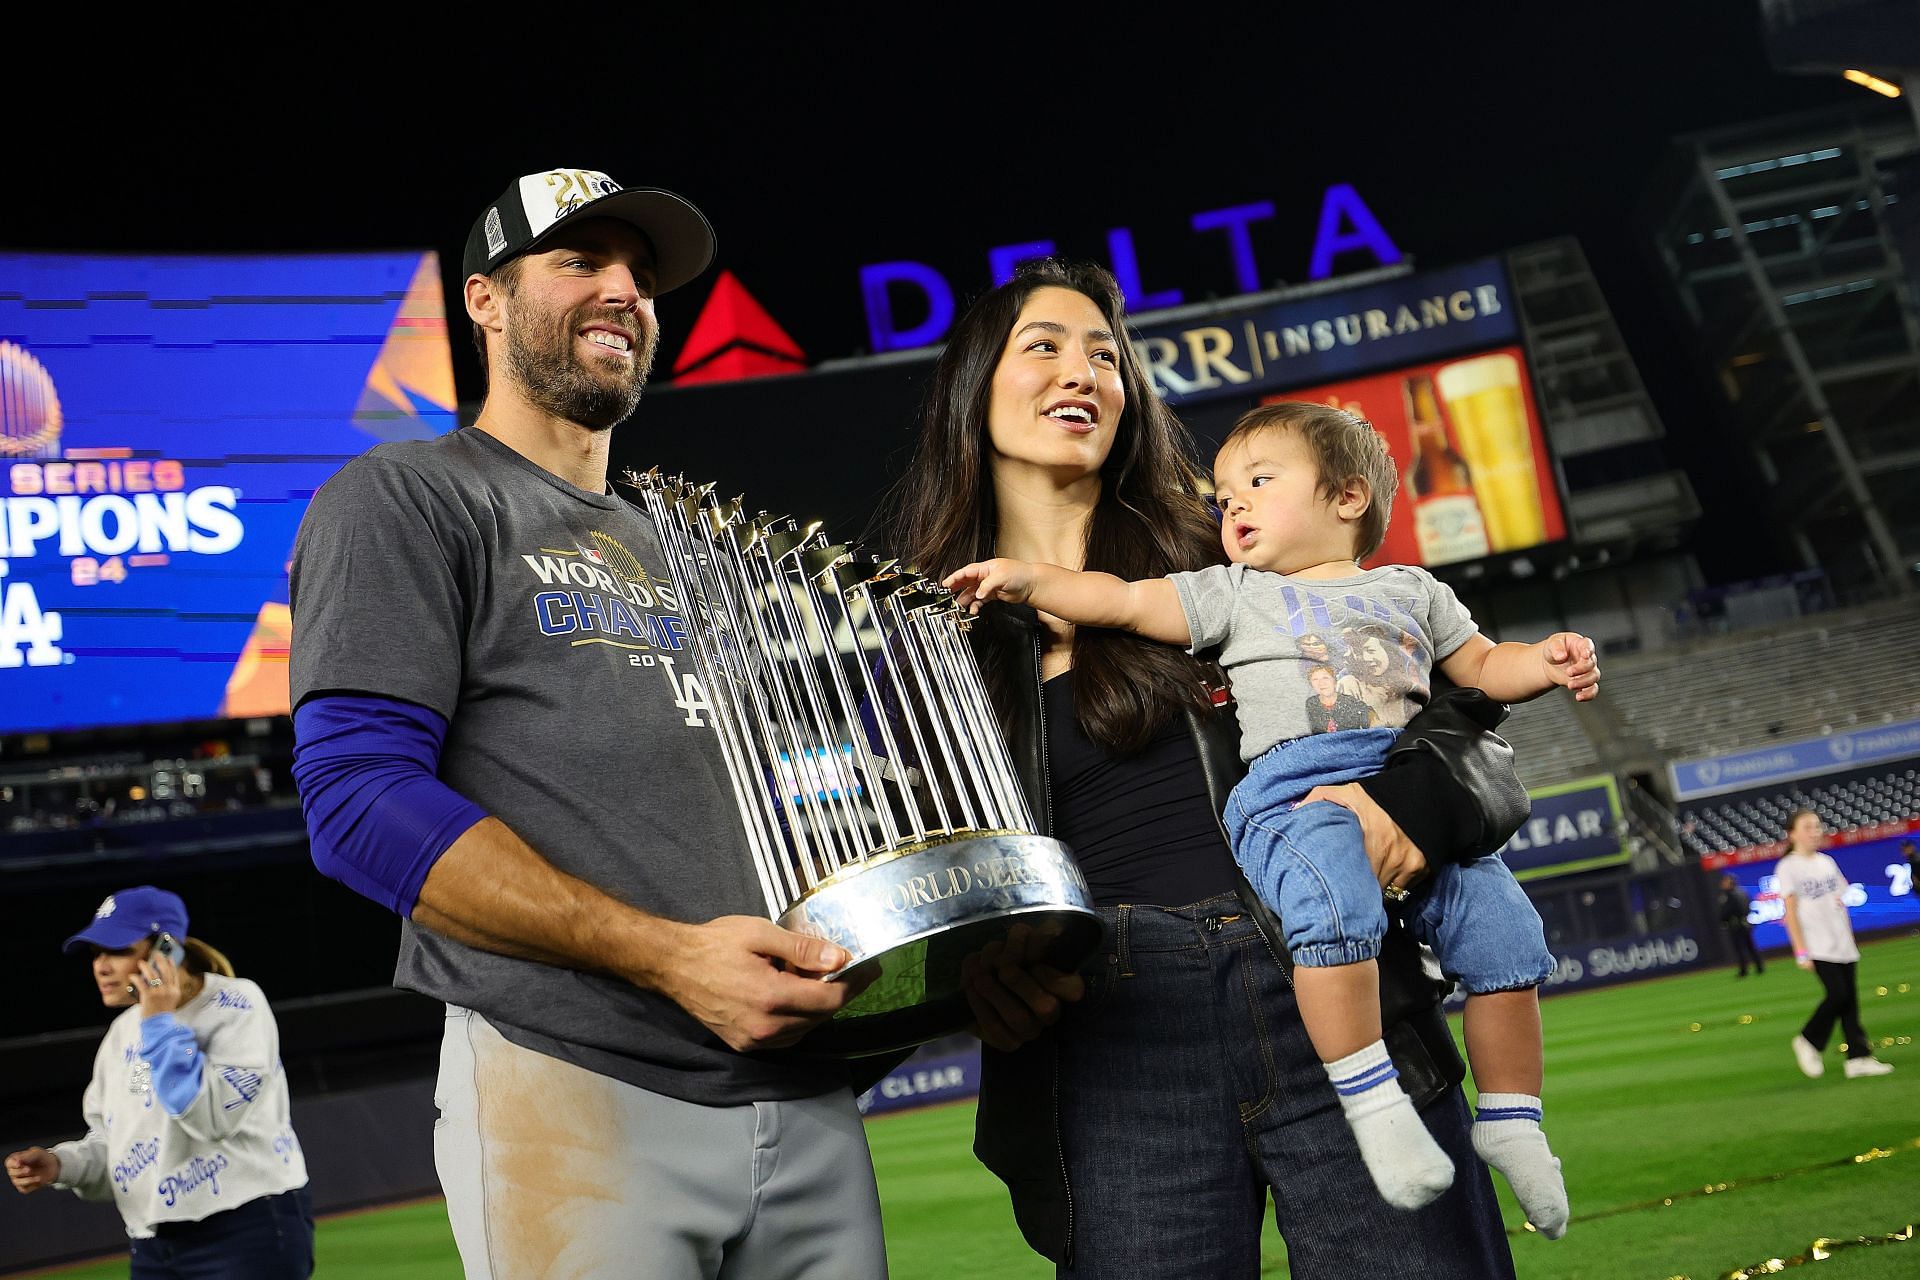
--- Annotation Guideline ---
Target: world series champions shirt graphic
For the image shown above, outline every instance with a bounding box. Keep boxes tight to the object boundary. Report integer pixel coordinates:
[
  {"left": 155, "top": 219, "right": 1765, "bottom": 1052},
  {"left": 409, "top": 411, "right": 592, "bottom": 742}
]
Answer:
[
  {"left": 518, "top": 528, "right": 715, "bottom": 728},
  {"left": 1171, "top": 562, "right": 1479, "bottom": 761}
]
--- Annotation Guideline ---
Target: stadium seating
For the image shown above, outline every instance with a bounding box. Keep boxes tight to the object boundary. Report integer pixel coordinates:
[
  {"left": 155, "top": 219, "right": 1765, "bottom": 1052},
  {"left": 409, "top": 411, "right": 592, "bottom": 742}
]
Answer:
[
  {"left": 1493, "top": 690, "right": 1605, "bottom": 792},
  {"left": 1484, "top": 596, "right": 1920, "bottom": 792},
  {"left": 1592, "top": 597, "right": 1920, "bottom": 763},
  {"left": 1677, "top": 765, "right": 1920, "bottom": 856}
]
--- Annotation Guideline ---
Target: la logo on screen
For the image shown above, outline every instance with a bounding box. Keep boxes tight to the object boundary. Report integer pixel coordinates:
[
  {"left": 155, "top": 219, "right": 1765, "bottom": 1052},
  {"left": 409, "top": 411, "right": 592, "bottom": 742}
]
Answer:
[
  {"left": 0, "top": 341, "right": 246, "bottom": 670},
  {"left": 0, "top": 340, "right": 64, "bottom": 667}
]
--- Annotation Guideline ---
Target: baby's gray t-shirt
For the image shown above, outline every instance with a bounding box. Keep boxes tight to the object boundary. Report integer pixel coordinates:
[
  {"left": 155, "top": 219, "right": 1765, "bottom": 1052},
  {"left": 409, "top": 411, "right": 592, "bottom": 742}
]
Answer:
[{"left": 1169, "top": 563, "right": 1479, "bottom": 761}]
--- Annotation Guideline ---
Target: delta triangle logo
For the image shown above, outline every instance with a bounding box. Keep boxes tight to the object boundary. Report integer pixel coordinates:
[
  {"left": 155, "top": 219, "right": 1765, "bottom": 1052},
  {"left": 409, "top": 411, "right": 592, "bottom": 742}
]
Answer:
[{"left": 671, "top": 271, "right": 807, "bottom": 386}]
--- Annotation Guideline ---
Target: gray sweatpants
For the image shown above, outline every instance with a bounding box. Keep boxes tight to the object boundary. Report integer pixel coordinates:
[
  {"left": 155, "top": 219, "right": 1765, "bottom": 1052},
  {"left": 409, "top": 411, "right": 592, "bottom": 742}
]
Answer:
[{"left": 432, "top": 1007, "right": 889, "bottom": 1279}]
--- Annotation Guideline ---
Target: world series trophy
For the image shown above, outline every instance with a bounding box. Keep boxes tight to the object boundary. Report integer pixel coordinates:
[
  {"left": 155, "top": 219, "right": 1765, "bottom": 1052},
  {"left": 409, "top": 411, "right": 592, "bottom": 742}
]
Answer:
[{"left": 627, "top": 470, "right": 1100, "bottom": 1057}]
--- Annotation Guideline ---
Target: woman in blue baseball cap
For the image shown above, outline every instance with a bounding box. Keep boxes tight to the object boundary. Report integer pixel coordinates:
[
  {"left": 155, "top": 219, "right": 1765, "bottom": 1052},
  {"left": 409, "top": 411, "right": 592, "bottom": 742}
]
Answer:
[{"left": 5, "top": 886, "right": 314, "bottom": 1278}]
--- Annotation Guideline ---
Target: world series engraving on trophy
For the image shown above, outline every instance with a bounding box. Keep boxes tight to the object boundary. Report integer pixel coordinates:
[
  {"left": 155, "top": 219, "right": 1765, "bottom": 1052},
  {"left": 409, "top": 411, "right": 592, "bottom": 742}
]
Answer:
[{"left": 626, "top": 470, "right": 1100, "bottom": 1056}]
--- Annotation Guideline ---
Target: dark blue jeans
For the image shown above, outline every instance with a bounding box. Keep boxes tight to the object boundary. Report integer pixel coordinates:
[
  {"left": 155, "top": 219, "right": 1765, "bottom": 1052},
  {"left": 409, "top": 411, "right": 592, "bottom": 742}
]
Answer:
[
  {"left": 129, "top": 1186, "right": 313, "bottom": 1280},
  {"left": 1056, "top": 894, "right": 1515, "bottom": 1280}
]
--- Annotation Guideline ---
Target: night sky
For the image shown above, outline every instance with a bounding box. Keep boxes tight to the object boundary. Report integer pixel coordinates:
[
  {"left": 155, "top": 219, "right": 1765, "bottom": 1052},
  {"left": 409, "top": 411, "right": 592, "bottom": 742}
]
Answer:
[{"left": 5, "top": 6, "right": 1893, "bottom": 579}]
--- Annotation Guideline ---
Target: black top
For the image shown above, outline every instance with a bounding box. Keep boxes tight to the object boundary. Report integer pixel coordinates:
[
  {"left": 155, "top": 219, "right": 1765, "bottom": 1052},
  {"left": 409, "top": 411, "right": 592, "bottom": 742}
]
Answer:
[{"left": 1043, "top": 672, "right": 1242, "bottom": 909}]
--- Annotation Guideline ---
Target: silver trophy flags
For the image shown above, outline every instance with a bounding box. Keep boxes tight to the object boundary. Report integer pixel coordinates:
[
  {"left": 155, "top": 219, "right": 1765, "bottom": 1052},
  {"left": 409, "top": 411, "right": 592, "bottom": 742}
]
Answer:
[{"left": 627, "top": 470, "right": 1099, "bottom": 1057}]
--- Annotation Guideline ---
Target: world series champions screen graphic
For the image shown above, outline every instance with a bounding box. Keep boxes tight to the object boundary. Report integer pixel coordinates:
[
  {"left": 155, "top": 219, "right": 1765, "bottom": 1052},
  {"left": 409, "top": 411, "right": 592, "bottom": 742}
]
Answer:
[{"left": 0, "top": 252, "right": 457, "bottom": 733}]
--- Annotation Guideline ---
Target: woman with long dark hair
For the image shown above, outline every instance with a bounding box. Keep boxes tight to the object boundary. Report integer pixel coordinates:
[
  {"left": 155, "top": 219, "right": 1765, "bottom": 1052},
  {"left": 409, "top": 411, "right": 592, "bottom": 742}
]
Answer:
[
  {"left": 5, "top": 886, "right": 313, "bottom": 1278},
  {"left": 874, "top": 258, "right": 1526, "bottom": 1277}
]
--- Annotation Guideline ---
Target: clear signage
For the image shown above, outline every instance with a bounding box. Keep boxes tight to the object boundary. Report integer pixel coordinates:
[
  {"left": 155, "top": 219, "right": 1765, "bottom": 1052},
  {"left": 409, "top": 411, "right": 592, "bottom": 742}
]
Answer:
[
  {"left": 1495, "top": 776, "right": 1628, "bottom": 881},
  {"left": 855, "top": 1042, "right": 981, "bottom": 1117}
]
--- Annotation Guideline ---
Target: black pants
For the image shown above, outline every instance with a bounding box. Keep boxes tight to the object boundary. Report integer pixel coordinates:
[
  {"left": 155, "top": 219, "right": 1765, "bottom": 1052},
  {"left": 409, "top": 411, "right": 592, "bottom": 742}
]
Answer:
[
  {"left": 1803, "top": 960, "right": 1871, "bottom": 1059},
  {"left": 1725, "top": 923, "right": 1764, "bottom": 974}
]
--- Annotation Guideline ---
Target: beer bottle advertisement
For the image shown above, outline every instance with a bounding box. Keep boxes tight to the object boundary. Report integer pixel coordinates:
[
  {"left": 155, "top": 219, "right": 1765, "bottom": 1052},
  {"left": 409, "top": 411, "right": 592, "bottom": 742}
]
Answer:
[
  {"left": 1257, "top": 343, "right": 1565, "bottom": 570},
  {"left": 1401, "top": 372, "right": 1490, "bottom": 564}
]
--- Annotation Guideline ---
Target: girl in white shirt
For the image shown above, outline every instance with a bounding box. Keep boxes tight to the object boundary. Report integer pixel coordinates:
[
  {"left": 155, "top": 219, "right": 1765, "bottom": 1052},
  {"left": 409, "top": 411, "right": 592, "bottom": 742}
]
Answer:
[
  {"left": 1777, "top": 812, "right": 1895, "bottom": 1081},
  {"left": 4, "top": 886, "right": 312, "bottom": 1277}
]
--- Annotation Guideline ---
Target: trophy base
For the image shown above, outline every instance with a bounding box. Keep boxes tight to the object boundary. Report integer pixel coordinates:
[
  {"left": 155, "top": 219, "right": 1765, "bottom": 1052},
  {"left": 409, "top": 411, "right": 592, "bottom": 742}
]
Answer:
[{"left": 777, "top": 833, "right": 1101, "bottom": 1058}]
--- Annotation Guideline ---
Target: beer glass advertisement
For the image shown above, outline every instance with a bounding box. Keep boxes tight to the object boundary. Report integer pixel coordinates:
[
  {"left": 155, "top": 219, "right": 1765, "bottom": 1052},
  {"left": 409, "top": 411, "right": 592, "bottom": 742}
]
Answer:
[
  {"left": 0, "top": 252, "right": 457, "bottom": 734},
  {"left": 1262, "top": 345, "right": 1567, "bottom": 568}
]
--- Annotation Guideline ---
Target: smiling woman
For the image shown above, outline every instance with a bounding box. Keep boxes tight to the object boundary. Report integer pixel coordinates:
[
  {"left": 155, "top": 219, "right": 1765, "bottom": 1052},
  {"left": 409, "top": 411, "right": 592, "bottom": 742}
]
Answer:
[
  {"left": 873, "top": 257, "right": 1527, "bottom": 1278},
  {"left": 985, "top": 286, "right": 1125, "bottom": 489}
]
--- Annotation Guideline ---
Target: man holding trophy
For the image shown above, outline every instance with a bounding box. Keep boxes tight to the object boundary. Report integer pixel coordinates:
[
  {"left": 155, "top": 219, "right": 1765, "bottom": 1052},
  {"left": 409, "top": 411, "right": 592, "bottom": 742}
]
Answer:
[{"left": 287, "top": 168, "right": 1075, "bottom": 1278}]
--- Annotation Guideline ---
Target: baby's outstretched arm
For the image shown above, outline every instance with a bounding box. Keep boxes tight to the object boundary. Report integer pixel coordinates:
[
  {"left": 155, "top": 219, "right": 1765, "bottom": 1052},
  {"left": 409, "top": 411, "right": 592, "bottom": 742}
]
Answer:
[
  {"left": 942, "top": 559, "right": 1193, "bottom": 645},
  {"left": 1440, "top": 631, "right": 1599, "bottom": 704}
]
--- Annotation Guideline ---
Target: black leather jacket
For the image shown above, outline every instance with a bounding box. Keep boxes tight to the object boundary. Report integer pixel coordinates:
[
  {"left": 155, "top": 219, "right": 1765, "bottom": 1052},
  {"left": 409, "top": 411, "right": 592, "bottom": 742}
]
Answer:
[{"left": 971, "top": 605, "right": 1529, "bottom": 1264}]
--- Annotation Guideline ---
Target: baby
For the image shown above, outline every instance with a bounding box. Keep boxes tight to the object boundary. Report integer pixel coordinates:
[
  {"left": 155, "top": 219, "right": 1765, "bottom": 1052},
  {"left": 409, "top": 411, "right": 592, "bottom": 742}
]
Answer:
[{"left": 945, "top": 401, "right": 1596, "bottom": 1234}]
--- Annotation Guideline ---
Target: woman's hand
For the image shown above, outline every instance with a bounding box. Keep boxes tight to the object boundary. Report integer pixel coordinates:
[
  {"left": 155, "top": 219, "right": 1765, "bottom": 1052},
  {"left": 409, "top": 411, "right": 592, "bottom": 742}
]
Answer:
[
  {"left": 5, "top": 1147, "right": 59, "bottom": 1194},
  {"left": 136, "top": 951, "right": 183, "bottom": 1018},
  {"left": 963, "top": 922, "right": 1087, "bottom": 1052},
  {"left": 1298, "top": 782, "right": 1429, "bottom": 896}
]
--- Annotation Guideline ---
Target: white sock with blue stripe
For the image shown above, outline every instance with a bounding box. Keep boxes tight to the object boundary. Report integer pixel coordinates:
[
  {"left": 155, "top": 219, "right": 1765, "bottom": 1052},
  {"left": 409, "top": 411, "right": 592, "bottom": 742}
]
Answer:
[
  {"left": 1473, "top": 1092, "right": 1568, "bottom": 1239},
  {"left": 1327, "top": 1041, "right": 1455, "bottom": 1210}
]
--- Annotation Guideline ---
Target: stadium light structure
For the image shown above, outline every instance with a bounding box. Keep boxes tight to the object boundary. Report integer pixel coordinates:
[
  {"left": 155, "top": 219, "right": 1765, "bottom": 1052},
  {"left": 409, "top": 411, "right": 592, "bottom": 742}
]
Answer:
[{"left": 1842, "top": 68, "right": 1904, "bottom": 97}]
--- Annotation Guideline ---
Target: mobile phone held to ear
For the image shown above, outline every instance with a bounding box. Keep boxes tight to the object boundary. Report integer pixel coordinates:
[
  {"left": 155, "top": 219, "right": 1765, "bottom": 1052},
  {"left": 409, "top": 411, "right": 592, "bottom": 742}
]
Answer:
[{"left": 152, "top": 932, "right": 184, "bottom": 973}]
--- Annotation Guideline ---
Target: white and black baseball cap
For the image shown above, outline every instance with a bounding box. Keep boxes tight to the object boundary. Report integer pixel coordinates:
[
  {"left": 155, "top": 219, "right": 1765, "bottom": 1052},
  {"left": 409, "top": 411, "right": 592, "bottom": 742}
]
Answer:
[{"left": 461, "top": 167, "right": 717, "bottom": 295}]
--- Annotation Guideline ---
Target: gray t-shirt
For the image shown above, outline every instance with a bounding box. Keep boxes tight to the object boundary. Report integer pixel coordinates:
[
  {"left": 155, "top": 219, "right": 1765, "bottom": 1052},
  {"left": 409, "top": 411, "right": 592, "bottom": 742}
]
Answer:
[
  {"left": 1169, "top": 563, "right": 1479, "bottom": 761},
  {"left": 289, "top": 428, "right": 855, "bottom": 1104}
]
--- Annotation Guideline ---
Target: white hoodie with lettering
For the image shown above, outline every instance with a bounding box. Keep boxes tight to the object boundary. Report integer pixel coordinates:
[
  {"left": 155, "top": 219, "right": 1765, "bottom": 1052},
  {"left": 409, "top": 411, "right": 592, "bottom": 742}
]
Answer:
[{"left": 50, "top": 972, "right": 307, "bottom": 1238}]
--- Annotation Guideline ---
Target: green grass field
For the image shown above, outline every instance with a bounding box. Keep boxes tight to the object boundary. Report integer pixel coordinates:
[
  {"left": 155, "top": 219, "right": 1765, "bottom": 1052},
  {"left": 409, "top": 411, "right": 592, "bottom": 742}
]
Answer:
[{"left": 22, "top": 933, "right": 1918, "bottom": 1279}]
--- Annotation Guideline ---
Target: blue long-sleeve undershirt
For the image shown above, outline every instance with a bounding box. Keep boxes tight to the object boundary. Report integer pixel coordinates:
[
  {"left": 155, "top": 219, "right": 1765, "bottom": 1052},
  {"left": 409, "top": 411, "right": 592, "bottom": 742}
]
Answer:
[
  {"left": 291, "top": 694, "right": 489, "bottom": 916},
  {"left": 138, "top": 1014, "right": 204, "bottom": 1117}
]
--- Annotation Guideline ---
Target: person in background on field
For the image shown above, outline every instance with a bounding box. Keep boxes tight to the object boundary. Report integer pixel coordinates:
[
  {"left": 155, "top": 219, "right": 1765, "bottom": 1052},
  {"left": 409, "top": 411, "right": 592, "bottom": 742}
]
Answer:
[
  {"left": 1717, "top": 871, "right": 1764, "bottom": 977},
  {"left": 1779, "top": 811, "right": 1894, "bottom": 1080},
  {"left": 5, "top": 887, "right": 312, "bottom": 1278}
]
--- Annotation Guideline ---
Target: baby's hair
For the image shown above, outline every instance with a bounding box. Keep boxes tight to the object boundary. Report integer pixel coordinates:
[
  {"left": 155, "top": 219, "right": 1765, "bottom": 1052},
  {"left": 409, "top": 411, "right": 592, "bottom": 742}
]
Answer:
[
  {"left": 1306, "top": 664, "right": 1339, "bottom": 681},
  {"left": 1218, "top": 402, "right": 1398, "bottom": 560}
]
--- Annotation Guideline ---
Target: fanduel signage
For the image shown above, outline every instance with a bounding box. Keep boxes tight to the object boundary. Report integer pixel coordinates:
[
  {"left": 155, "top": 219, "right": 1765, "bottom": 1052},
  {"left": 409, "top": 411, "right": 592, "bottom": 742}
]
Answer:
[
  {"left": 1497, "top": 776, "right": 1627, "bottom": 881},
  {"left": 1134, "top": 256, "right": 1518, "bottom": 405},
  {"left": 859, "top": 184, "right": 1402, "bottom": 354},
  {"left": 1670, "top": 717, "right": 1920, "bottom": 802}
]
